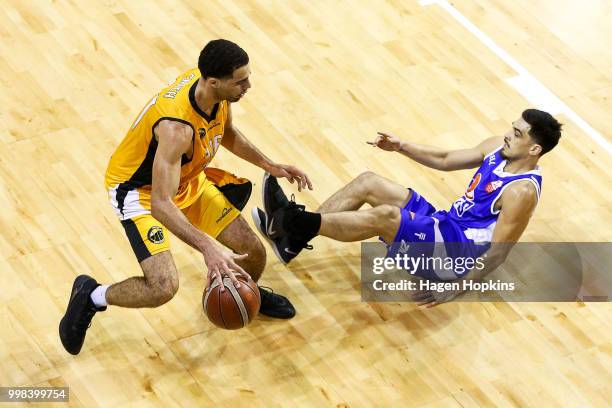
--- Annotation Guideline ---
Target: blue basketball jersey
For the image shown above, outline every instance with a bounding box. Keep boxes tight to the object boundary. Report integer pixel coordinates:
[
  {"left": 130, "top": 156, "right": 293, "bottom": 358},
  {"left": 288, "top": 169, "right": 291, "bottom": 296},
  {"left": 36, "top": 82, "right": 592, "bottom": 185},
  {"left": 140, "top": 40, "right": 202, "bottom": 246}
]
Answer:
[
  {"left": 385, "top": 146, "right": 542, "bottom": 280},
  {"left": 445, "top": 146, "right": 542, "bottom": 243}
]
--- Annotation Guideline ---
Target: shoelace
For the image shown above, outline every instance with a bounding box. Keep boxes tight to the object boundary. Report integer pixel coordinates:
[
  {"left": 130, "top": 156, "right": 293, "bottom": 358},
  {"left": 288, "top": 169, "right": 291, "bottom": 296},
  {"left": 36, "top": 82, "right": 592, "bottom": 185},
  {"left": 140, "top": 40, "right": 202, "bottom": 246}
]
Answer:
[{"left": 287, "top": 194, "right": 305, "bottom": 211}]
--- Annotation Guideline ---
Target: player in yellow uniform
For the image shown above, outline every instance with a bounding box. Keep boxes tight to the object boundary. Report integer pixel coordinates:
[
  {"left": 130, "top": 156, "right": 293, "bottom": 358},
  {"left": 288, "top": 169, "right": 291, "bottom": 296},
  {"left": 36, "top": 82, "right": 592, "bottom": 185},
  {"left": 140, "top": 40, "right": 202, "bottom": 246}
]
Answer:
[{"left": 60, "top": 39, "right": 312, "bottom": 355}]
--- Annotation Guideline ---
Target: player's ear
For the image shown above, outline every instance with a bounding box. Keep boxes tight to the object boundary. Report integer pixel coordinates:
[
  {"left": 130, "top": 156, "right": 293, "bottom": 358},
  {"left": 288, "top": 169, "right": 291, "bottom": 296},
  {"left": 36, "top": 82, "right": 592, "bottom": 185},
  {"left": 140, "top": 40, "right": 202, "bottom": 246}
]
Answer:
[
  {"left": 208, "top": 77, "right": 220, "bottom": 89},
  {"left": 529, "top": 143, "right": 542, "bottom": 157}
]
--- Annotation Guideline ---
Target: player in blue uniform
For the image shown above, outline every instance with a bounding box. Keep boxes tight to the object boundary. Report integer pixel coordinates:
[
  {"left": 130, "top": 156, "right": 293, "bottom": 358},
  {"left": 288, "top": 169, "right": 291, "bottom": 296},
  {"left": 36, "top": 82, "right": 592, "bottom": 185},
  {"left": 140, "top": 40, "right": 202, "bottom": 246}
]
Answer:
[{"left": 251, "top": 109, "right": 562, "bottom": 305}]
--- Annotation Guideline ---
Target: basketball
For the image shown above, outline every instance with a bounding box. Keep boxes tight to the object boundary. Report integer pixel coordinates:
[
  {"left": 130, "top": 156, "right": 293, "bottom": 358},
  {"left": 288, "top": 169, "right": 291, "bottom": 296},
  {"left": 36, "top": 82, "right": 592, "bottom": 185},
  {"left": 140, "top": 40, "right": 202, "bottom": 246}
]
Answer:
[{"left": 203, "top": 274, "right": 261, "bottom": 330}]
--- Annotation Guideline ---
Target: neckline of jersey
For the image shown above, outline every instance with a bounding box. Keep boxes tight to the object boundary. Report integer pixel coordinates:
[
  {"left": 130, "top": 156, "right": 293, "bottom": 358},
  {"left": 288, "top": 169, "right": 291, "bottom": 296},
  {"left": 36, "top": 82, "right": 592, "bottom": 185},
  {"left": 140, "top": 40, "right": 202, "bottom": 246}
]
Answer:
[
  {"left": 495, "top": 160, "right": 541, "bottom": 177},
  {"left": 189, "top": 81, "right": 219, "bottom": 122}
]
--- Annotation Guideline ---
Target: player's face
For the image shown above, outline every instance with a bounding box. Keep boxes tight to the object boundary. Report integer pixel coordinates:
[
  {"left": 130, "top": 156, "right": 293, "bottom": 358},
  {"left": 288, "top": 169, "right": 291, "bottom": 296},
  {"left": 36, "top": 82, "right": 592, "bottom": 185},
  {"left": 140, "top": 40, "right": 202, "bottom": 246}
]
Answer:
[
  {"left": 219, "top": 64, "right": 251, "bottom": 103},
  {"left": 501, "top": 117, "right": 539, "bottom": 160}
]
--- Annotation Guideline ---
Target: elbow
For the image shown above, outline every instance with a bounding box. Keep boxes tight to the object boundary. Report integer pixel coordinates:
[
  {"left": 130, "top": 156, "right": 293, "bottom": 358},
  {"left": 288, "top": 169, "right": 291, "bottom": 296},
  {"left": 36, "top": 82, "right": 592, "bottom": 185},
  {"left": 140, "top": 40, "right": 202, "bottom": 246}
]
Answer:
[
  {"left": 436, "top": 155, "right": 452, "bottom": 171},
  {"left": 150, "top": 198, "right": 166, "bottom": 220},
  {"left": 150, "top": 203, "right": 160, "bottom": 220},
  {"left": 436, "top": 162, "right": 451, "bottom": 172}
]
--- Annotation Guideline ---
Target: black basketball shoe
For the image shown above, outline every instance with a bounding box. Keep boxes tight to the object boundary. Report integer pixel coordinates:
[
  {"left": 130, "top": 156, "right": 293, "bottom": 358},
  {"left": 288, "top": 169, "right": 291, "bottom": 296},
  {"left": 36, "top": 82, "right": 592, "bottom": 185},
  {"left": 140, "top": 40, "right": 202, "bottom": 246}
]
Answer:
[
  {"left": 251, "top": 207, "right": 312, "bottom": 264},
  {"left": 258, "top": 286, "right": 296, "bottom": 319},
  {"left": 59, "top": 275, "right": 106, "bottom": 355},
  {"left": 261, "top": 172, "right": 291, "bottom": 239}
]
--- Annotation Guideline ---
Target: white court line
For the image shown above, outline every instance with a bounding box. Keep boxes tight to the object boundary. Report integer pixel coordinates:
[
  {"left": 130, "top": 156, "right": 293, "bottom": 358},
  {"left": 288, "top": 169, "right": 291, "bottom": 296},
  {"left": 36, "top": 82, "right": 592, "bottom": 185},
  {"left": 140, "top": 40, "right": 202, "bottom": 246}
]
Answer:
[{"left": 419, "top": 0, "right": 611, "bottom": 154}]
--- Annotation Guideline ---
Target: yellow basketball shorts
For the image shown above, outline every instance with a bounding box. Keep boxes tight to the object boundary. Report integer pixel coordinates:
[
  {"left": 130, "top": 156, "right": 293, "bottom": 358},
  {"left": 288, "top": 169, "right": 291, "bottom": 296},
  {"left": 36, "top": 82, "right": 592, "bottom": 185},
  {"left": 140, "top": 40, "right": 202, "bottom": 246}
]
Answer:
[{"left": 111, "top": 168, "right": 252, "bottom": 263}]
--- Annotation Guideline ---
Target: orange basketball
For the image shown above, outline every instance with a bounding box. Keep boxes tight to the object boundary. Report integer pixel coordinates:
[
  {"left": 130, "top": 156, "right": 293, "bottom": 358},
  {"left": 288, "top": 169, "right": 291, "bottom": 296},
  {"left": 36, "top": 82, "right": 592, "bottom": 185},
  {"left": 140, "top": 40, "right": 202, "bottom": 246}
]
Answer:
[{"left": 203, "top": 274, "right": 261, "bottom": 330}]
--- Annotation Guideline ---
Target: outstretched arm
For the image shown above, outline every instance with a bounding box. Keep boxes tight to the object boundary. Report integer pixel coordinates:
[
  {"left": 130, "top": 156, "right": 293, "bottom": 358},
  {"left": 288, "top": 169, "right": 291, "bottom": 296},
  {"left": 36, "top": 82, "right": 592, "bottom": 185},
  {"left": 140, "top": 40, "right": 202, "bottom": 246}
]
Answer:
[
  {"left": 369, "top": 132, "right": 503, "bottom": 171},
  {"left": 221, "top": 104, "right": 313, "bottom": 191}
]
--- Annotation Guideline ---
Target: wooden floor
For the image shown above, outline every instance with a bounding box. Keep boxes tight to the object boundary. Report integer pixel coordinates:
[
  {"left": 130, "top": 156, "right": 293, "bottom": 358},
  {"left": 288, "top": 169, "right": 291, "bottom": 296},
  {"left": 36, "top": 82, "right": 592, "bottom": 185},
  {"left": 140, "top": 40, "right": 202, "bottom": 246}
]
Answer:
[{"left": 1, "top": 0, "right": 610, "bottom": 406}]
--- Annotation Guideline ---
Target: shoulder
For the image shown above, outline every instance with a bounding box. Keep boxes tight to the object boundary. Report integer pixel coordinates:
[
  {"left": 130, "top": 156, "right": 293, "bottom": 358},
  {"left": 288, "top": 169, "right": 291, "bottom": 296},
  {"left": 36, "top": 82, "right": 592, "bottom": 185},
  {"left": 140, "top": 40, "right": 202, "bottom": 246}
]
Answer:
[
  {"left": 500, "top": 180, "right": 538, "bottom": 209},
  {"left": 155, "top": 119, "right": 194, "bottom": 145}
]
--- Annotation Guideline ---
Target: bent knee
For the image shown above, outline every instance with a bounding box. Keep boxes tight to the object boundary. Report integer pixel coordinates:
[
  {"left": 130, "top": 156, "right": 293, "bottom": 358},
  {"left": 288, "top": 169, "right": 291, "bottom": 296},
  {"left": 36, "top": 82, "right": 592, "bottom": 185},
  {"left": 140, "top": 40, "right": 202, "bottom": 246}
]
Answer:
[
  {"left": 374, "top": 204, "right": 402, "bottom": 242},
  {"left": 375, "top": 203, "right": 401, "bottom": 220},
  {"left": 356, "top": 170, "right": 377, "bottom": 180},
  {"left": 354, "top": 170, "right": 379, "bottom": 186},
  {"left": 147, "top": 272, "right": 179, "bottom": 306},
  {"left": 242, "top": 236, "right": 266, "bottom": 276},
  {"left": 355, "top": 171, "right": 384, "bottom": 198}
]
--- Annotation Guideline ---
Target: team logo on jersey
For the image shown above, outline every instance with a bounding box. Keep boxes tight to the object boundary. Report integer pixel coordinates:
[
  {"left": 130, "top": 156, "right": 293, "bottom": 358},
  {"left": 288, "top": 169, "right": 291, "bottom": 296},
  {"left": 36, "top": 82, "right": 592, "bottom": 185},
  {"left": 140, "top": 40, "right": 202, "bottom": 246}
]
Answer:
[
  {"left": 147, "top": 226, "right": 165, "bottom": 244},
  {"left": 204, "top": 134, "right": 223, "bottom": 158},
  {"left": 198, "top": 128, "right": 206, "bottom": 138},
  {"left": 465, "top": 173, "right": 481, "bottom": 200},
  {"left": 452, "top": 198, "right": 475, "bottom": 217},
  {"left": 485, "top": 180, "right": 503, "bottom": 193}
]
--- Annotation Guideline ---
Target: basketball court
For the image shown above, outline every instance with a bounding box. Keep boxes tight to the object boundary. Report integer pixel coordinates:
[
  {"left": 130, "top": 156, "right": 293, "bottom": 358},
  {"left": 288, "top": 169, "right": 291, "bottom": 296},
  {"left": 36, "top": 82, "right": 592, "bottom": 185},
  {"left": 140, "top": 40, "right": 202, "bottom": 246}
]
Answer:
[{"left": 0, "top": 0, "right": 610, "bottom": 406}]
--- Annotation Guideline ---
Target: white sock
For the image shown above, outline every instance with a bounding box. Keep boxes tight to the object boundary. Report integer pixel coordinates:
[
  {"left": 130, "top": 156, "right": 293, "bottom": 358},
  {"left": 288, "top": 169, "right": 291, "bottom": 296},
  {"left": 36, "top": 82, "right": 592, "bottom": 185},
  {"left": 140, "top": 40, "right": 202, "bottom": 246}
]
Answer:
[{"left": 90, "top": 285, "right": 109, "bottom": 308}]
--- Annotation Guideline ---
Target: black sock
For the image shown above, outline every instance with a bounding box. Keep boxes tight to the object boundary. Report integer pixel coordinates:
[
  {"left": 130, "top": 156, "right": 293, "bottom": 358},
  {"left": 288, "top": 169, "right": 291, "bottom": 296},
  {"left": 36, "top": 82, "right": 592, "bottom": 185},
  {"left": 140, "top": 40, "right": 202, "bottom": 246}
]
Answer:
[{"left": 284, "top": 209, "right": 321, "bottom": 238}]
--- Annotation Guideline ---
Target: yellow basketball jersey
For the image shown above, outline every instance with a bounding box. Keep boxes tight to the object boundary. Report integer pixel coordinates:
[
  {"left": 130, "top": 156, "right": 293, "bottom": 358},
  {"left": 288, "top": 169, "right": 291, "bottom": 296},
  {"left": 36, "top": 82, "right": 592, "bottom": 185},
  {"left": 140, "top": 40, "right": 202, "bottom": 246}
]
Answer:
[{"left": 105, "top": 68, "right": 228, "bottom": 215}]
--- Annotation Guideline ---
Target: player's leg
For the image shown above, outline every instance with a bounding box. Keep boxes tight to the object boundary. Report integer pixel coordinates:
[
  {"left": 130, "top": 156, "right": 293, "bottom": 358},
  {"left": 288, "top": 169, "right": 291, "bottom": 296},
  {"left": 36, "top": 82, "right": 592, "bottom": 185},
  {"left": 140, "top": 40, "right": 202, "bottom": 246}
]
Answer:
[
  {"left": 105, "top": 251, "right": 179, "bottom": 307},
  {"left": 216, "top": 215, "right": 266, "bottom": 282},
  {"left": 319, "top": 204, "right": 401, "bottom": 243},
  {"left": 182, "top": 177, "right": 264, "bottom": 280},
  {"left": 187, "top": 176, "right": 296, "bottom": 319},
  {"left": 104, "top": 215, "right": 179, "bottom": 307},
  {"left": 59, "top": 215, "right": 177, "bottom": 355},
  {"left": 252, "top": 172, "right": 412, "bottom": 263},
  {"left": 215, "top": 215, "right": 295, "bottom": 319},
  {"left": 269, "top": 203, "right": 402, "bottom": 244},
  {"left": 317, "top": 171, "right": 412, "bottom": 213}
]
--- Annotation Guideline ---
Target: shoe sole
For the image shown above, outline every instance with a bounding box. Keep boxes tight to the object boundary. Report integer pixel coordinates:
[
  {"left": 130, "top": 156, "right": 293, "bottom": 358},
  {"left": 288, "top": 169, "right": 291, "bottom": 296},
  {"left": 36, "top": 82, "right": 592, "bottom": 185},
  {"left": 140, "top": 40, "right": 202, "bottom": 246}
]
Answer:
[{"left": 251, "top": 207, "right": 288, "bottom": 265}]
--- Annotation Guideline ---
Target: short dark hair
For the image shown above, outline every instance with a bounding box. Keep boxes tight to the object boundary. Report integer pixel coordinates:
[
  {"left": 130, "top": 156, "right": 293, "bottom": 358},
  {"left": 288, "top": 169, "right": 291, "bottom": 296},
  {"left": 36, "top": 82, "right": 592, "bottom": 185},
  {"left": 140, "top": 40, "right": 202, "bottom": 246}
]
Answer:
[
  {"left": 521, "top": 109, "right": 562, "bottom": 155},
  {"left": 198, "top": 39, "right": 249, "bottom": 79}
]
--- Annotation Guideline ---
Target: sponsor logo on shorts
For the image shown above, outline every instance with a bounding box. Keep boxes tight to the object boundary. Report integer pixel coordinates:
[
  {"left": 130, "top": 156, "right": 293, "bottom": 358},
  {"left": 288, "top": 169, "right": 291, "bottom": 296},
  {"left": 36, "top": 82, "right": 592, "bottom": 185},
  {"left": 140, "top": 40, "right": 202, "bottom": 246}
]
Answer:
[
  {"left": 147, "top": 226, "right": 165, "bottom": 244},
  {"left": 398, "top": 240, "right": 411, "bottom": 254},
  {"left": 216, "top": 207, "right": 233, "bottom": 223}
]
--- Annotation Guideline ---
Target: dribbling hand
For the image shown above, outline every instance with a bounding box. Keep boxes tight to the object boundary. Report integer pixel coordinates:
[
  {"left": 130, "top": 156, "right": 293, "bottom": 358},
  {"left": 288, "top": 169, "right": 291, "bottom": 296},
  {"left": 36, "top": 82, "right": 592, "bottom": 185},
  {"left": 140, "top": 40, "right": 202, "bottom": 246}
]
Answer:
[{"left": 203, "top": 242, "right": 250, "bottom": 292}]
